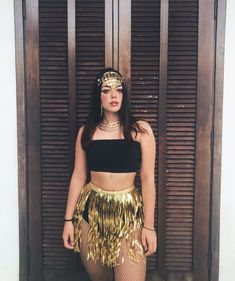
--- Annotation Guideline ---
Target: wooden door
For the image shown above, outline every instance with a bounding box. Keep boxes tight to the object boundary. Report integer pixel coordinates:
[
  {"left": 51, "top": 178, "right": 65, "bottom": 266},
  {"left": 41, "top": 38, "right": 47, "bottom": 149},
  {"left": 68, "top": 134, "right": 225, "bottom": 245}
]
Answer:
[{"left": 18, "top": 0, "right": 224, "bottom": 280}]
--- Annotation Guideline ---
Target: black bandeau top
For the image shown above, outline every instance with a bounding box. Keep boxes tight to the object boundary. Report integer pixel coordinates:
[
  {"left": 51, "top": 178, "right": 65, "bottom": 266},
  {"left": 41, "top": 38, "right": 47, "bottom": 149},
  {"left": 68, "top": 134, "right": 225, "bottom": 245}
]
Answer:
[{"left": 86, "top": 139, "right": 141, "bottom": 173}]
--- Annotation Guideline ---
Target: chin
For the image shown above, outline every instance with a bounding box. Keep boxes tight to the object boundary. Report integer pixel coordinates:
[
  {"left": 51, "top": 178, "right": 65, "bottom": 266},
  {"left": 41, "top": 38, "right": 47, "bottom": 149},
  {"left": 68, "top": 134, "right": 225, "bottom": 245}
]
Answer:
[{"left": 107, "top": 107, "right": 121, "bottom": 112}]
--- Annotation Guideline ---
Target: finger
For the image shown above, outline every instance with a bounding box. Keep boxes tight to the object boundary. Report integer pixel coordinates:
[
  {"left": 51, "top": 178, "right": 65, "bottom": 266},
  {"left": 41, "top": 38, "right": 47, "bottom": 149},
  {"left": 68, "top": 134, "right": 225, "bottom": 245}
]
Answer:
[
  {"left": 70, "top": 233, "right": 74, "bottom": 247},
  {"left": 147, "top": 248, "right": 156, "bottom": 256},
  {"left": 63, "top": 235, "right": 74, "bottom": 249},
  {"left": 141, "top": 235, "right": 148, "bottom": 251},
  {"left": 145, "top": 244, "right": 155, "bottom": 256},
  {"left": 145, "top": 249, "right": 153, "bottom": 256},
  {"left": 153, "top": 240, "right": 157, "bottom": 251},
  {"left": 65, "top": 241, "right": 74, "bottom": 249},
  {"left": 150, "top": 242, "right": 155, "bottom": 250}
]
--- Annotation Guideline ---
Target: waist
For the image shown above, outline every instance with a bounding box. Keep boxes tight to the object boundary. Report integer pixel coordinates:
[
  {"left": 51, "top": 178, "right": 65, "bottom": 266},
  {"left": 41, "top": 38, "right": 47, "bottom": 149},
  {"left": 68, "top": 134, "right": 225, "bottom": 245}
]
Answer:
[
  {"left": 88, "top": 180, "right": 135, "bottom": 194},
  {"left": 90, "top": 171, "right": 136, "bottom": 191}
]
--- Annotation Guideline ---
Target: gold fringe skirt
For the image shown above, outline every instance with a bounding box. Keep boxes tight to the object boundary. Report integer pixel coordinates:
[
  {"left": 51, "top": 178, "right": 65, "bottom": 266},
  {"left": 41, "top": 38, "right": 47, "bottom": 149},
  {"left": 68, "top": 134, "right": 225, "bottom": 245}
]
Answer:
[{"left": 72, "top": 180, "right": 145, "bottom": 267}]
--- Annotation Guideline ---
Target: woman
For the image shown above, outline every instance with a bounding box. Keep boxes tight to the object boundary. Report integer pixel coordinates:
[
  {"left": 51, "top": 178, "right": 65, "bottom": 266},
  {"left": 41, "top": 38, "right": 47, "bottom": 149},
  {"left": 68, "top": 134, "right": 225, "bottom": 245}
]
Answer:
[{"left": 62, "top": 68, "right": 157, "bottom": 281}]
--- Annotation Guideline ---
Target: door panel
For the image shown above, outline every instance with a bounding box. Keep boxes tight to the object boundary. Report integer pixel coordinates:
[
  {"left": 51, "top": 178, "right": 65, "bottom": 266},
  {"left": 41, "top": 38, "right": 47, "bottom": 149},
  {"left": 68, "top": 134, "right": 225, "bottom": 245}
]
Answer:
[
  {"left": 23, "top": 0, "right": 216, "bottom": 280},
  {"left": 131, "top": 0, "right": 160, "bottom": 271},
  {"left": 39, "top": 0, "right": 71, "bottom": 273},
  {"left": 165, "top": 0, "right": 198, "bottom": 272}
]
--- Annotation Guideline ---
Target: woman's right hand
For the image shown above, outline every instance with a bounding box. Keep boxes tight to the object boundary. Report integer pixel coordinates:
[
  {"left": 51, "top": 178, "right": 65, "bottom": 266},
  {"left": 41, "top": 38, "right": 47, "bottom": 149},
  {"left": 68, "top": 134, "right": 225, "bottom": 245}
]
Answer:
[{"left": 62, "top": 221, "right": 75, "bottom": 249}]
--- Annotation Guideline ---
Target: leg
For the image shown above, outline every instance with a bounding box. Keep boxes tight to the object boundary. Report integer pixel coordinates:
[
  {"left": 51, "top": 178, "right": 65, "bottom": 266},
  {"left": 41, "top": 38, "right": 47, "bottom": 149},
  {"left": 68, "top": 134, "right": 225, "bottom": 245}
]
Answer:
[
  {"left": 80, "top": 217, "right": 114, "bottom": 281},
  {"left": 113, "top": 228, "right": 147, "bottom": 281}
]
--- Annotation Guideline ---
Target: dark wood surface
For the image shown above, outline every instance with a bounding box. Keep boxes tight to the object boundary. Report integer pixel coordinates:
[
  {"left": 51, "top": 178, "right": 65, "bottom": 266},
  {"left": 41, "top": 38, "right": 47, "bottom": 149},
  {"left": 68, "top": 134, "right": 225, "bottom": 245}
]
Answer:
[
  {"left": 15, "top": 0, "right": 28, "bottom": 280},
  {"left": 210, "top": 0, "right": 227, "bottom": 280},
  {"left": 158, "top": 0, "right": 168, "bottom": 277},
  {"left": 39, "top": 0, "right": 71, "bottom": 273},
  {"left": 76, "top": 0, "right": 105, "bottom": 127},
  {"left": 131, "top": 0, "right": 160, "bottom": 270},
  {"left": 105, "top": 0, "right": 112, "bottom": 67},
  {"left": 113, "top": 0, "right": 119, "bottom": 69},
  {"left": 16, "top": 0, "right": 227, "bottom": 280},
  {"left": 194, "top": 0, "right": 215, "bottom": 280},
  {"left": 165, "top": 0, "right": 198, "bottom": 277},
  {"left": 25, "top": 0, "right": 43, "bottom": 280},
  {"left": 68, "top": 0, "right": 77, "bottom": 172},
  {"left": 119, "top": 0, "right": 131, "bottom": 92}
]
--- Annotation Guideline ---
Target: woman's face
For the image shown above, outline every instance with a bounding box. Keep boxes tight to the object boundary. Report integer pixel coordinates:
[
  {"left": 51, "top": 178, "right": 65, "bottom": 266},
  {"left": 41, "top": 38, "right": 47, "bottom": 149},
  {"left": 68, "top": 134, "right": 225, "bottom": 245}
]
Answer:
[{"left": 100, "top": 82, "right": 123, "bottom": 113}]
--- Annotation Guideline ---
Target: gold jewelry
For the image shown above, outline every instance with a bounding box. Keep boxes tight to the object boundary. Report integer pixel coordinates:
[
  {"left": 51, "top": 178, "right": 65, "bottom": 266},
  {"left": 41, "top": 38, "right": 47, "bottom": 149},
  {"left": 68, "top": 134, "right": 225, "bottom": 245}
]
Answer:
[
  {"left": 97, "top": 71, "right": 125, "bottom": 88},
  {"left": 98, "top": 120, "right": 121, "bottom": 131}
]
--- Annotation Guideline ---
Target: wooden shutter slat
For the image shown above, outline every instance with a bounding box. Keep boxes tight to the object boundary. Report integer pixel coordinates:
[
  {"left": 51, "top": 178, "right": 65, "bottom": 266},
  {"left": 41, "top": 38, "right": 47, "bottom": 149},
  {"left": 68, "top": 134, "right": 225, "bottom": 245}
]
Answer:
[
  {"left": 132, "top": 0, "right": 160, "bottom": 271},
  {"left": 39, "top": 0, "right": 70, "bottom": 271},
  {"left": 164, "top": 0, "right": 198, "bottom": 272},
  {"left": 76, "top": 0, "right": 105, "bottom": 127}
]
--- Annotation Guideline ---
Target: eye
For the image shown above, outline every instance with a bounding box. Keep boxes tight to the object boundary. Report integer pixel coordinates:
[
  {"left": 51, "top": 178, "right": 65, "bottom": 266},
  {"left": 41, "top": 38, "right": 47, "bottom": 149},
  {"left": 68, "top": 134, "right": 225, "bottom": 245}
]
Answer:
[
  {"left": 117, "top": 88, "right": 123, "bottom": 93},
  {"left": 102, "top": 89, "right": 109, "bottom": 94}
]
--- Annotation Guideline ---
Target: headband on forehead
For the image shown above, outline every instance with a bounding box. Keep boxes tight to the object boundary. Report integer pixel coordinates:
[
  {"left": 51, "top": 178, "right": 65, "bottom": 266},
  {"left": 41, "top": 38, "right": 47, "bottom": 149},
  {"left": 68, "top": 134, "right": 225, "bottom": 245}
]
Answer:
[{"left": 97, "top": 71, "right": 126, "bottom": 87}]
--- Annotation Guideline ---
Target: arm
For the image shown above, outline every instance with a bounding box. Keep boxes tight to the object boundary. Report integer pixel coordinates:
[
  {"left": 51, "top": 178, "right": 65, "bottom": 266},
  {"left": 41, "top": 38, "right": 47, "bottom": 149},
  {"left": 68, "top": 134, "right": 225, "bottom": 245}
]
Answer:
[
  {"left": 138, "top": 120, "right": 157, "bottom": 256},
  {"left": 62, "top": 124, "right": 88, "bottom": 249},
  {"left": 139, "top": 120, "right": 156, "bottom": 229},
  {"left": 64, "top": 124, "right": 87, "bottom": 220}
]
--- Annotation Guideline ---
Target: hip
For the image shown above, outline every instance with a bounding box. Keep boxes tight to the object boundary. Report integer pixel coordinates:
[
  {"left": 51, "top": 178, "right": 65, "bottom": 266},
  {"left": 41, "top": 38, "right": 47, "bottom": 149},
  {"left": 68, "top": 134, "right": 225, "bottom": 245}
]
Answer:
[{"left": 72, "top": 180, "right": 145, "bottom": 267}]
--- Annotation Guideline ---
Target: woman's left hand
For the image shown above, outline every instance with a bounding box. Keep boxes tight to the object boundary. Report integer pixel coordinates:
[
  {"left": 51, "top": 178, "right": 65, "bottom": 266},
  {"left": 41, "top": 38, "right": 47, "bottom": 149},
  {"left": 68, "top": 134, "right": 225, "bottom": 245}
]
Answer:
[{"left": 141, "top": 227, "right": 157, "bottom": 256}]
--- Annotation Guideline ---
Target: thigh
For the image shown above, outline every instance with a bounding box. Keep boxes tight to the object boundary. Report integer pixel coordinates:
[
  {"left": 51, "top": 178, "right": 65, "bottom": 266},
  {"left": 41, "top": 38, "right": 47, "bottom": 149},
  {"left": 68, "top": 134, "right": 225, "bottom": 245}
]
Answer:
[
  {"left": 80, "top": 217, "right": 114, "bottom": 281},
  {"left": 113, "top": 228, "right": 147, "bottom": 281}
]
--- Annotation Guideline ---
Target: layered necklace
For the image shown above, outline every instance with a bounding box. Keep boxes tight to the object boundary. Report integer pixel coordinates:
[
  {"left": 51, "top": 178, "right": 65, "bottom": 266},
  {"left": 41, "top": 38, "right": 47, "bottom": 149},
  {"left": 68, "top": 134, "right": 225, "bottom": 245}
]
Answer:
[{"left": 98, "top": 120, "right": 121, "bottom": 131}]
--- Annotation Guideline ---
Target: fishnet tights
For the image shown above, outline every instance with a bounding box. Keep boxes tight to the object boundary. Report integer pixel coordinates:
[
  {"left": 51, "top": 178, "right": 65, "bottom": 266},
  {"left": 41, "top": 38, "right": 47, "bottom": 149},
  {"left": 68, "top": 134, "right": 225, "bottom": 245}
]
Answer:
[{"left": 79, "top": 218, "right": 147, "bottom": 281}]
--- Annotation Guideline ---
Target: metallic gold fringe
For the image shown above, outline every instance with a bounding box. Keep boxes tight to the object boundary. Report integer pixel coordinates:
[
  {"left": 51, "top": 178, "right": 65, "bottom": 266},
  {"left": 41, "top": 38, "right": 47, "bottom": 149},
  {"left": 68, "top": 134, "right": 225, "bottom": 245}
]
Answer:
[{"left": 72, "top": 181, "right": 145, "bottom": 268}]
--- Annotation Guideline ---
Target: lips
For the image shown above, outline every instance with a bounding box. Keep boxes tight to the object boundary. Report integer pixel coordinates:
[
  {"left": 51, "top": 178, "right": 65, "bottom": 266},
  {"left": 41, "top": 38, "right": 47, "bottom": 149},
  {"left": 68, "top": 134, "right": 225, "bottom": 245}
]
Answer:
[{"left": 110, "top": 101, "right": 119, "bottom": 106}]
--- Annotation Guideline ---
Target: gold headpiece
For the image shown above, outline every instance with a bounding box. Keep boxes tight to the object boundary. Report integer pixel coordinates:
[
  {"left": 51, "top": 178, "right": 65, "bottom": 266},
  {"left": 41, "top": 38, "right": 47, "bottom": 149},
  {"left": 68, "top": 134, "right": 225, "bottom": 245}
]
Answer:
[{"left": 97, "top": 71, "right": 125, "bottom": 88}]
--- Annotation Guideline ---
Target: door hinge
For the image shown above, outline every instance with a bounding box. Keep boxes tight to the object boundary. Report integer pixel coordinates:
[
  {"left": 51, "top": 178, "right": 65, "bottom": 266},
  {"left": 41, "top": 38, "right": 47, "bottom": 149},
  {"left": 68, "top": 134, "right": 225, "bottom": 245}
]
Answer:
[
  {"left": 214, "top": 0, "right": 218, "bottom": 20},
  {"left": 22, "top": 0, "right": 26, "bottom": 20}
]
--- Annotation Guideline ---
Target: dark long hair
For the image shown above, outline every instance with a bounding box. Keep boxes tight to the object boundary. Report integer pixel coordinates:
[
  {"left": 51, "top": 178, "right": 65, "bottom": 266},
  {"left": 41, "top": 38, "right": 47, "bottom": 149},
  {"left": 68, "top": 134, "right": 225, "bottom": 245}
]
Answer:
[{"left": 81, "top": 67, "right": 148, "bottom": 150}]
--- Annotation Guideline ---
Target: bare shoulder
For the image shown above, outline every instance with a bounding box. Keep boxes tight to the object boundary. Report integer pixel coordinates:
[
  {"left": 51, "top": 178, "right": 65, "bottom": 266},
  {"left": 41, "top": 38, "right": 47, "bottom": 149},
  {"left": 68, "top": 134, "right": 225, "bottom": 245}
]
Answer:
[
  {"left": 79, "top": 123, "right": 85, "bottom": 132},
  {"left": 77, "top": 124, "right": 85, "bottom": 137},
  {"left": 73, "top": 124, "right": 87, "bottom": 181},
  {"left": 75, "top": 124, "right": 86, "bottom": 149}
]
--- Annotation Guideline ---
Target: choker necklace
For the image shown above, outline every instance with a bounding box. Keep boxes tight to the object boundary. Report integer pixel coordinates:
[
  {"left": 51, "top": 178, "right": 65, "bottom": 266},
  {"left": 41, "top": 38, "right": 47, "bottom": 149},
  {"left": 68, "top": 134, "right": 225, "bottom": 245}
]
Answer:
[{"left": 98, "top": 120, "right": 121, "bottom": 131}]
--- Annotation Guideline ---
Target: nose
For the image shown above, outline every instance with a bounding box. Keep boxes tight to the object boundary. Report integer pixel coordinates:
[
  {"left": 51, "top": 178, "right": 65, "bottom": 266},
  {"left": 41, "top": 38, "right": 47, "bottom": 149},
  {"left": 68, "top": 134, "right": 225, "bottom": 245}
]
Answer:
[{"left": 110, "top": 88, "right": 117, "bottom": 97}]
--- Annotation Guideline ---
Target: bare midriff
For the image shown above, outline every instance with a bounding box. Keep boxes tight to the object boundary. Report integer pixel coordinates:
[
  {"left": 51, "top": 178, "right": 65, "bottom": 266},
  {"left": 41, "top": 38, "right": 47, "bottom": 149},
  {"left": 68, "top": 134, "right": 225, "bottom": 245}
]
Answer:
[{"left": 90, "top": 171, "right": 137, "bottom": 191}]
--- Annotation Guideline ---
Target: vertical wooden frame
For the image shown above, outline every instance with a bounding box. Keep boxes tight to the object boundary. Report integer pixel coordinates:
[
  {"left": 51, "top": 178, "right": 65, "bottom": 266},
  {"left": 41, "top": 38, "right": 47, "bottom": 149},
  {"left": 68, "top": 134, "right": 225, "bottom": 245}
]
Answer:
[
  {"left": 210, "top": 0, "right": 227, "bottom": 280},
  {"left": 68, "top": 0, "right": 77, "bottom": 169},
  {"left": 105, "top": 0, "right": 113, "bottom": 67},
  {"left": 119, "top": 0, "right": 131, "bottom": 93},
  {"left": 194, "top": 0, "right": 215, "bottom": 280},
  {"left": 158, "top": 0, "right": 169, "bottom": 277},
  {"left": 24, "top": 0, "right": 43, "bottom": 280},
  {"left": 15, "top": 0, "right": 28, "bottom": 280},
  {"left": 113, "top": 0, "right": 119, "bottom": 69},
  {"left": 105, "top": 0, "right": 131, "bottom": 93}
]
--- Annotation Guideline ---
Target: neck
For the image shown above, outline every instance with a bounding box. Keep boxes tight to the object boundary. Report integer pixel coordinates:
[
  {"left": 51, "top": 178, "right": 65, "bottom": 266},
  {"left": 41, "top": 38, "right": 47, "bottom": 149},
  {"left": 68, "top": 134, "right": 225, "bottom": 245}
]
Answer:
[{"left": 102, "top": 112, "right": 120, "bottom": 123}]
